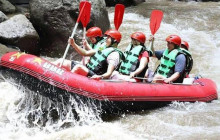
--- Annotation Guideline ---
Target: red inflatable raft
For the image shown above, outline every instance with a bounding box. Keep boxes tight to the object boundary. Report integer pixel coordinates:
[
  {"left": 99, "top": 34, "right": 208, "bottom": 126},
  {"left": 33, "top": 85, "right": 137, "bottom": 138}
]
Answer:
[{"left": 0, "top": 52, "right": 218, "bottom": 112}]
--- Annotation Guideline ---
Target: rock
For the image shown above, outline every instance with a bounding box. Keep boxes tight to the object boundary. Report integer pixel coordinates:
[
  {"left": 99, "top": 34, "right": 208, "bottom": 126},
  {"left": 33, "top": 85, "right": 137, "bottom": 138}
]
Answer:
[
  {"left": 0, "top": 0, "right": 16, "bottom": 13},
  {"left": 0, "top": 14, "right": 39, "bottom": 54},
  {"left": 177, "top": 0, "right": 220, "bottom": 1},
  {"left": 133, "top": 0, "right": 145, "bottom": 5},
  {"left": 0, "top": 11, "right": 8, "bottom": 23},
  {"left": 30, "top": 0, "right": 110, "bottom": 58},
  {"left": 105, "top": 0, "right": 145, "bottom": 7},
  {"left": 0, "top": 43, "right": 18, "bottom": 58},
  {"left": 8, "top": 0, "right": 30, "bottom": 4}
]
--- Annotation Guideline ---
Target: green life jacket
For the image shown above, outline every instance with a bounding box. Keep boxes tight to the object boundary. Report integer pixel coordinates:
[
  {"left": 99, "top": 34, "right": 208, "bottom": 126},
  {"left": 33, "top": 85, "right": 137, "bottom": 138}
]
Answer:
[
  {"left": 86, "top": 47, "right": 124, "bottom": 75},
  {"left": 156, "top": 48, "right": 181, "bottom": 78},
  {"left": 119, "top": 44, "right": 146, "bottom": 76},
  {"left": 180, "top": 48, "right": 193, "bottom": 77},
  {"left": 90, "top": 37, "right": 107, "bottom": 51}
]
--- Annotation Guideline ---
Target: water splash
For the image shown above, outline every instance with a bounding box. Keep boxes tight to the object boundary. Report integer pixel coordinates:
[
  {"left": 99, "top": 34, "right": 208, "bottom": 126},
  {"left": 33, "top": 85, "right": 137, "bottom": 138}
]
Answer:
[
  {"left": 0, "top": 1, "right": 220, "bottom": 139},
  {"left": 0, "top": 76, "right": 102, "bottom": 138}
]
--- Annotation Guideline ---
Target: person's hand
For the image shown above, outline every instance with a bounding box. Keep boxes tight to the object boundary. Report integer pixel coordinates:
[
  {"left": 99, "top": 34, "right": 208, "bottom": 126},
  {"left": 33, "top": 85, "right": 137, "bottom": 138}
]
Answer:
[
  {"left": 149, "top": 35, "right": 154, "bottom": 42},
  {"left": 83, "top": 39, "right": 89, "bottom": 47},
  {"left": 68, "top": 38, "right": 76, "bottom": 47},
  {"left": 129, "top": 72, "right": 136, "bottom": 78},
  {"left": 152, "top": 74, "right": 165, "bottom": 83},
  {"left": 91, "top": 75, "right": 103, "bottom": 80},
  {"left": 164, "top": 78, "right": 171, "bottom": 84}
]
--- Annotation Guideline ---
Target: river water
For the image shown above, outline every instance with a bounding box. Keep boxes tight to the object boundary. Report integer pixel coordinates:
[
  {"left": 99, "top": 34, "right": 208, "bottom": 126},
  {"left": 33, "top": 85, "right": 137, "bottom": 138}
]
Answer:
[{"left": 0, "top": 0, "right": 220, "bottom": 139}]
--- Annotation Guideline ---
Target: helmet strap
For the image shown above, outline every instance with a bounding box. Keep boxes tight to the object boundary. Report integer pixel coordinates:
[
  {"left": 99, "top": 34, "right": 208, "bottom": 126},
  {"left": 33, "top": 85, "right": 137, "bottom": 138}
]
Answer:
[
  {"left": 110, "top": 38, "right": 118, "bottom": 47},
  {"left": 95, "top": 37, "right": 103, "bottom": 43}
]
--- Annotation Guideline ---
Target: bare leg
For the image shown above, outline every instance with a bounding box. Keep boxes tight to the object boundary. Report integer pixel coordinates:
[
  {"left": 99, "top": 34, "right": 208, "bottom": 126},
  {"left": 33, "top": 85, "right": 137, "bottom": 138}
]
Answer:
[
  {"left": 80, "top": 56, "right": 90, "bottom": 65},
  {"left": 52, "top": 58, "right": 72, "bottom": 71},
  {"left": 110, "top": 71, "right": 137, "bottom": 82},
  {"left": 71, "top": 64, "right": 89, "bottom": 76}
]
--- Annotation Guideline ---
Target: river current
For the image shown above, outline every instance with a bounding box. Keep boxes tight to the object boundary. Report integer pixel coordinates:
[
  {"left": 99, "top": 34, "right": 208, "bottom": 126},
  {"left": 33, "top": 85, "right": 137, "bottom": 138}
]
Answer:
[{"left": 0, "top": 0, "right": 220, "bottom": 139}]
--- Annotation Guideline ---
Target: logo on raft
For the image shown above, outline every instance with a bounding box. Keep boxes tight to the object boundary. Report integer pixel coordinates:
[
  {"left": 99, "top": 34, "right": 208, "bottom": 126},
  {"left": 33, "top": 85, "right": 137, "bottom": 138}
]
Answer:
[
  {"left": 9, "top": 52, "right": 26, "bottom": 61},
  {"left": 43, "top": 62, "right": 64, "bottom": 75}
]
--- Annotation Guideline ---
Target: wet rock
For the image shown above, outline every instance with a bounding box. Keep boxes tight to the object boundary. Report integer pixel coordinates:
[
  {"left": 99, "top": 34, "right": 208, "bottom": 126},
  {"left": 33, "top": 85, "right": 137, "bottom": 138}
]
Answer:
[
  {"left": 0, "top": 14, "right": 39, "bottom": 54},
  {"left": 0, "top": 11, "right": 8, "bottom": 23},
  {"left": 0, "top": 43, "right": 18, "bottom": 58},
  {"left": 176, "top": 0, "right": 220, "bottom": 1},
  {"left": 8, "top": 0, "right": 30, "bottom": 4},
  {"left": 0, "top": 0, "right": 16, "bottom": 13},
  {"left": 15, "top": 4, "right": 30, "bottom": 17},
  {"left": 105, "top": 0, "right": 145, "bottom": 7},
  {"left": 133, "top": 0, "right": 145, "bottom": 5},
  {"left": 30, "top": 0, "right": 110, "bottom": 58}
]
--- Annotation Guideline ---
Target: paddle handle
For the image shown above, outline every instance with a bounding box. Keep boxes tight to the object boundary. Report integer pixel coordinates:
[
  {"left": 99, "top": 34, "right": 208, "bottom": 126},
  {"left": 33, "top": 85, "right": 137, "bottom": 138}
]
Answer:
[
  {"left": 59, "top": 22, "right": 79, "bottom": 67},
  {"left": 82, "top": 27, "right": 86, "bottom": 65}
]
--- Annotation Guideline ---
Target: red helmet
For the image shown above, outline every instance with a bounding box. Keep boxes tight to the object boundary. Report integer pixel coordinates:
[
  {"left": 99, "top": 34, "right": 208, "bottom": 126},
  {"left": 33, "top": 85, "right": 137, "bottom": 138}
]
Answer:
[
  {"left": 131, "top": 32, "right": 146, "bottom": 43},
  {"left": 166, "top": 35, "right": 181, "bottom": 46},
  {"left": 181, "top": 41, "right": 189, "bottom": 50},
  {"left": 86, "top": 27, "right": 102, "bottom": 37},
  {"left": 105, "top": 29, "right": 122, "bottom": 43}
]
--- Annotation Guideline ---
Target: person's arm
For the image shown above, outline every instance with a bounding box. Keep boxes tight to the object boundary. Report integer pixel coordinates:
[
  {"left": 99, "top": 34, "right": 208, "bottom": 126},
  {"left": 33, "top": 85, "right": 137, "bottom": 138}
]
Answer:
[
  {"left": 91, "top": 51, "right": 120, "bottom": 80},
  {"left": 130, "top": 52, "right": 149, "bottom": 78},
  {"left": 102, "top": 64, "right": 115, "bottom": 79},
  {"left": 164, "top": 54, "right": 186, "bottom": 83},
  {"left": 154, "top": 50, "right": 164, "bottom": 60},
  {"left": 90, "top": 63, "right": 115, "bottom": 80},
  {"left": 164, "top": 72, "right": 180, "bottom": 83},
  {"left": 149, "top": 36, "right": 156, "bottom": 57},
  {"left": 69, "top": 38, "right": 96, "bottom": 56},
  {"left": 83, "top": 39, "right": 93, "bottom": 50}
]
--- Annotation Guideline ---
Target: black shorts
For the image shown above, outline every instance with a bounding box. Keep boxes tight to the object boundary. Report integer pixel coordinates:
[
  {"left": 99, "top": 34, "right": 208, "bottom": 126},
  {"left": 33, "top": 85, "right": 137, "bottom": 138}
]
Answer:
[
  {"left": 71, "top": 60, "right": 96, "bottom": 77},
  {"left": 71, "top": 60, "right": 79, "bottom": 70}
]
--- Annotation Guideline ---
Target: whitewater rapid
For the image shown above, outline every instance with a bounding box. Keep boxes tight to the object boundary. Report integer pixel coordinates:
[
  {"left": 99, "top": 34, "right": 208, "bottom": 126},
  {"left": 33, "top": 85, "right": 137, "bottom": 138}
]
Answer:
[{"left": 0, "top": 1, "right": 220, "bottom": 139}]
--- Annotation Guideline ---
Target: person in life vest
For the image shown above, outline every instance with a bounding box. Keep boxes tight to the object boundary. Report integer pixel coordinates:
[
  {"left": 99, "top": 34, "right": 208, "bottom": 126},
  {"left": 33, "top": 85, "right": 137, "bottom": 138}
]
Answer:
[
  {"left": 180, "top": 40, "right": 193, "bottom": 78},
  {"left": 111, "top": 32, "right": 150, "bottom": 82},
  {"left": 181, "top": 41, "right": 189, "bottom": 50},
  {"left": 150, "top": 35, "right": 188, "bottom": 83},
  {"left": 53, "top": 27, "right": 106, "bottom": 71},
  {"left": 77, "top": 27, "right": 107, "bottom": 66},
  {"left": 69, "top": 29, "right": 124, "bottom": 80}
]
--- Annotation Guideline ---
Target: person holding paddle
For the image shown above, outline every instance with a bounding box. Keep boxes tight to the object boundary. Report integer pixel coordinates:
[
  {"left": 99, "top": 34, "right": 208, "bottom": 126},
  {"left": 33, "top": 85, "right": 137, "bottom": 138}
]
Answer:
[
  {"left": 150, "top": 35, "right": 189, "bottom": 83},
  {"left": 72, "top": 26, "right": 107, "bottom": 67},
  {"left": 111, "top": 32, "right": 150, "bottom": 82},
  {"left": 69, "top": 29, "right": 124, "bottom": 80},
  {"left": 53, "top": 27, "right": 106, "bottom": 70},
  {"left": 84, "top": 27, "right": 106, "bottom": 51}
]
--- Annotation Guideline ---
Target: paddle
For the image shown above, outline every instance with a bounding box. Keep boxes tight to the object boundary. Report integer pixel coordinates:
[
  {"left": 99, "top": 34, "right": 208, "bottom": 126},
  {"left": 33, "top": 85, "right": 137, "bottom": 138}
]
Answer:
[
  {"left": 150, "top": 10, "right": 163, "bottom": 36},
  {"left": 80, "top": 1, "right": 91, "bottom": 65},
  {"left": 114, "top": 4, "right": 125, "bottom": 30},
  {"left": 60, "top": 1, "right": 91, "bottom": 67},
  {"left": 149, "top": 10, "right": 163, "bottom": 54},
  {"left": 134, "top": 77, "right": 164, "bottom": 81}
]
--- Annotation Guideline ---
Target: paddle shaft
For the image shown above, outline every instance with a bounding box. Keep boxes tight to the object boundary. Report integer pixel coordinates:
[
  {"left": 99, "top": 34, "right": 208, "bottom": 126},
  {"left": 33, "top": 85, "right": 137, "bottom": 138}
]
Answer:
[
  {"left": 149, "top": 37, "right": 155, "bottom": 56},
  {"left": 134, "top": 77, "right": 164, "bottom": 81},
  {"left": 60, "top": 2, "right": 89, "bottom": 67},
  {"left": 59, "top": 22, "right": 79, "bottom": 67},
  {"left": 148, "top": 10, "right": 163, "bottom": 56},
  {"left": 82, "top": 27, "right": 86, "bottom": 65}
]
